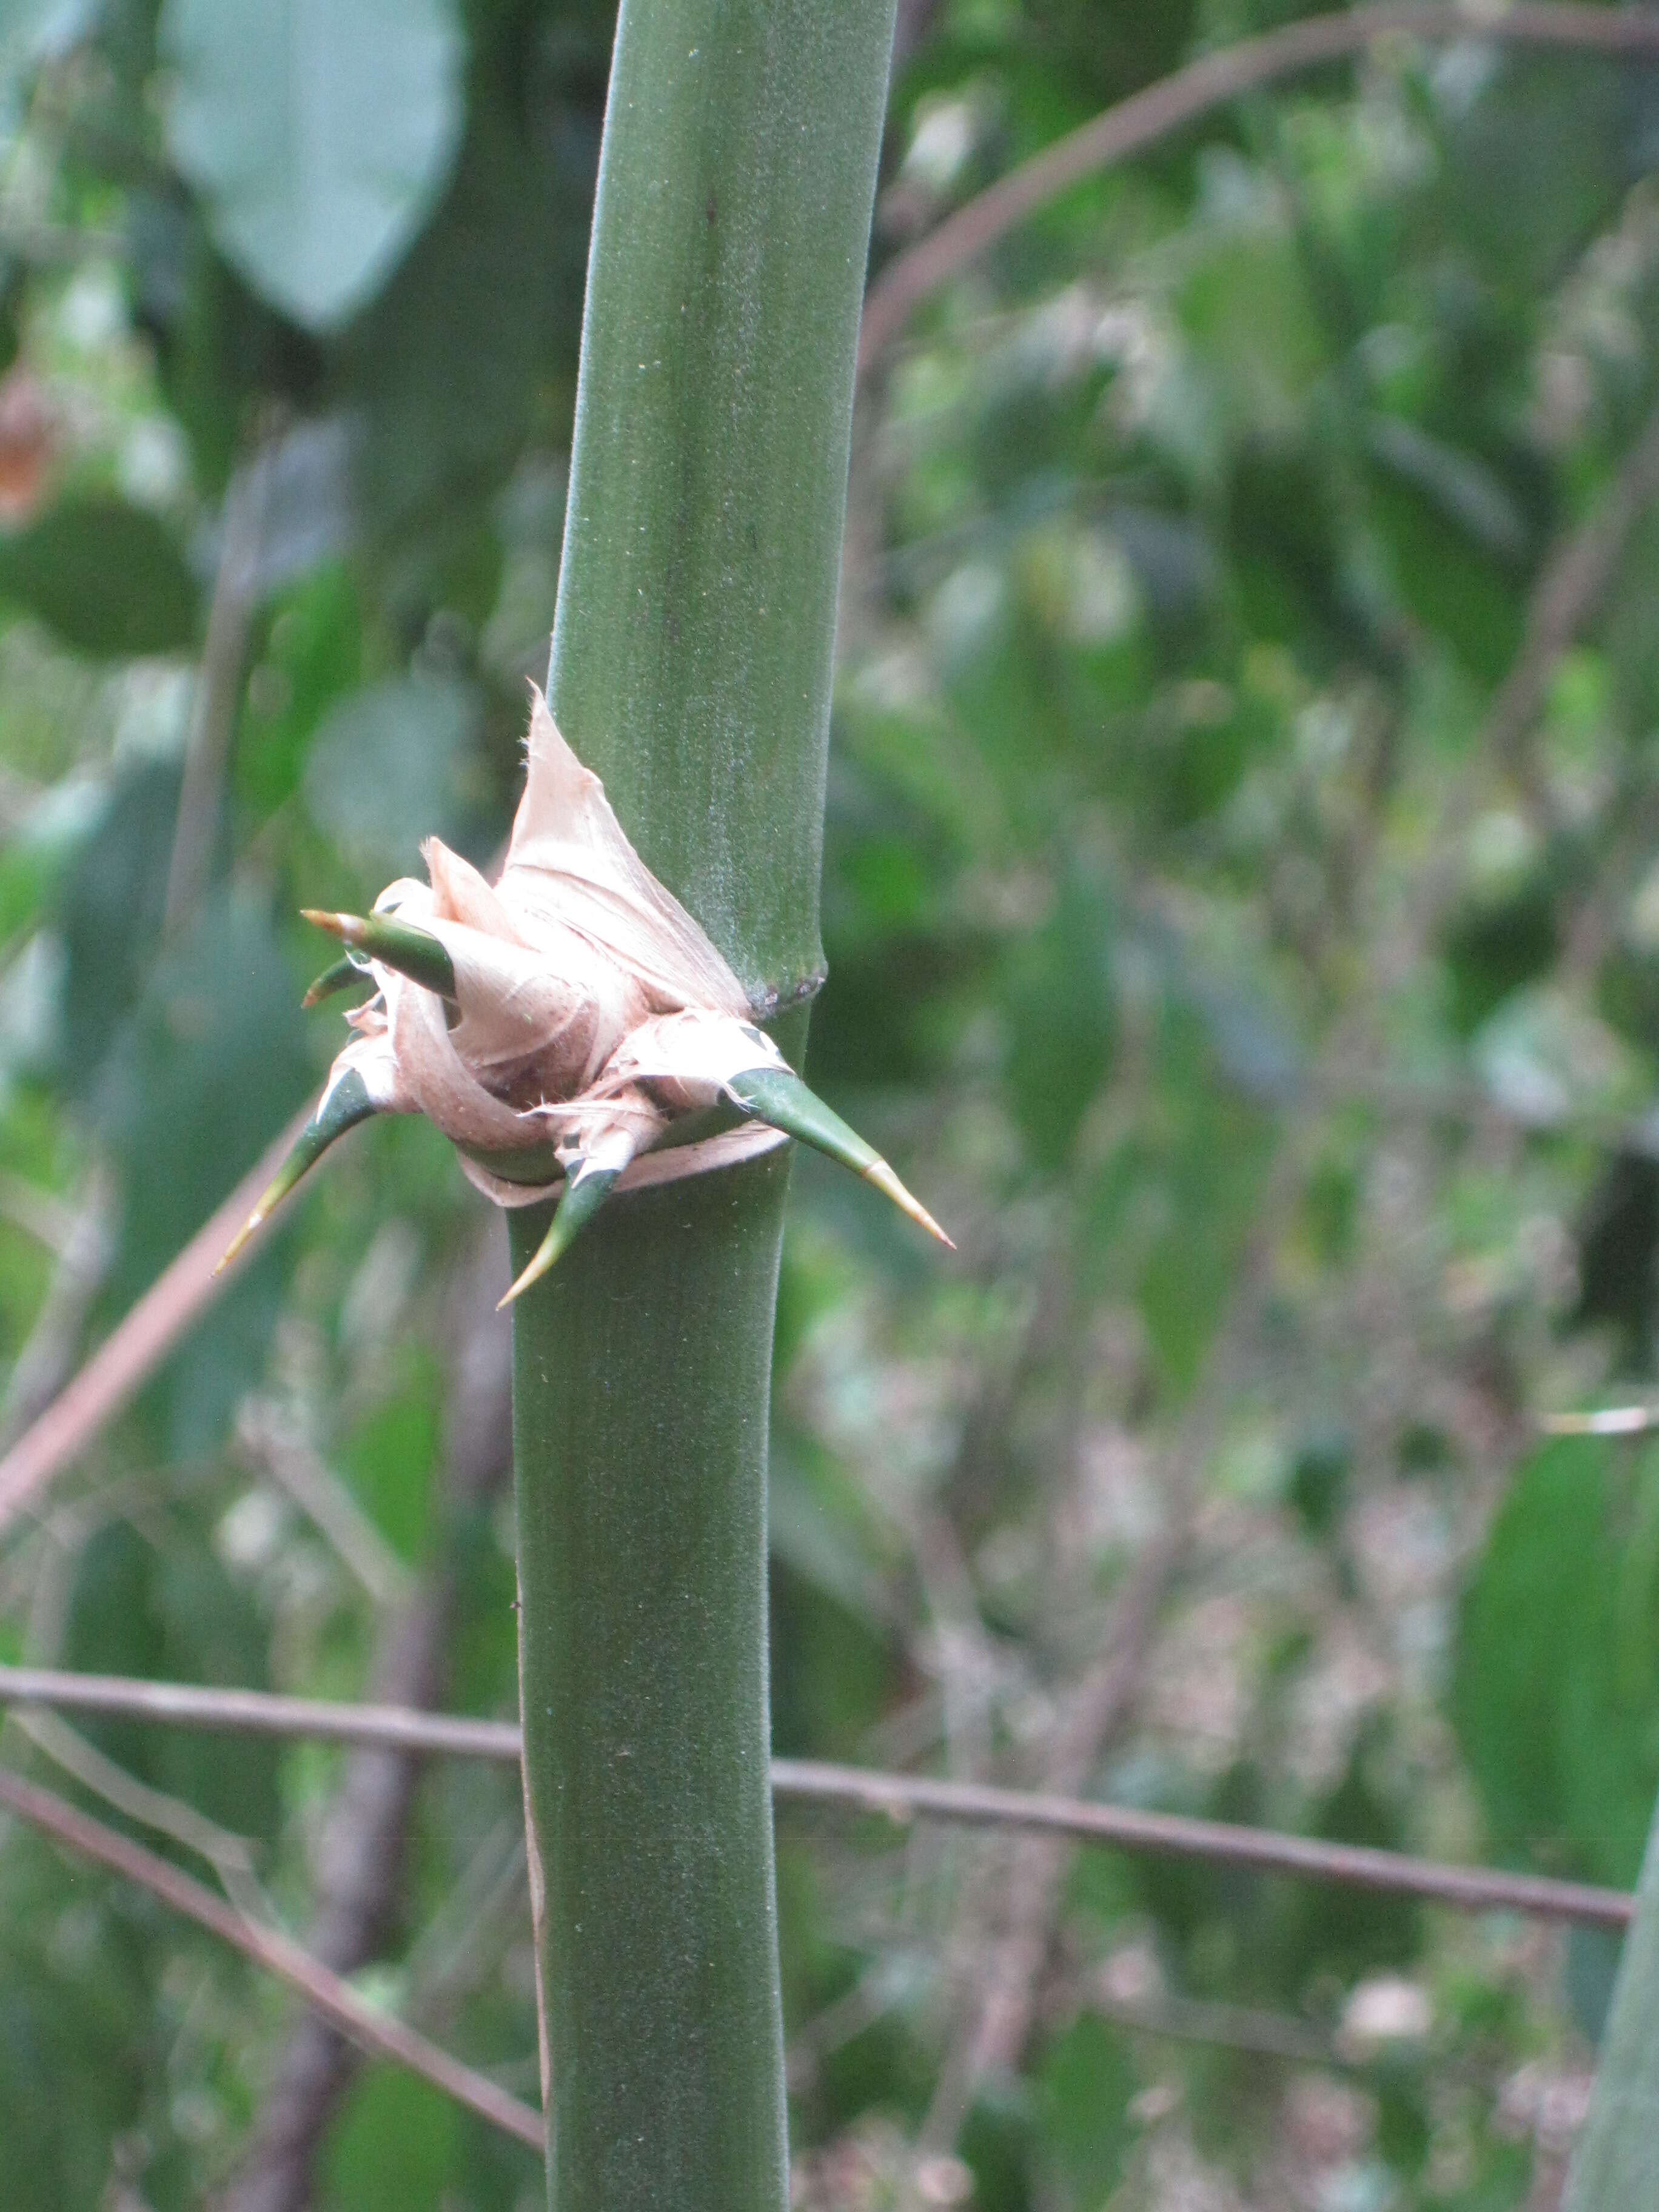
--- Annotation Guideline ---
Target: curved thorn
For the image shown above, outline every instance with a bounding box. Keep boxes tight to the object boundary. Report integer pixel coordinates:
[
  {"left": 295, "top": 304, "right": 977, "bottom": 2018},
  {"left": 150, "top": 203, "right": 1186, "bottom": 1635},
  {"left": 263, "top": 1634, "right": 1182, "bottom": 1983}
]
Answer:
[
  {"left": 301, "top": 956, "right": 361, "bottom": 1010},
  {"left": 498, "top": 1164, "right": 625, "bottom": 1309},
  {"left": 300, "top": 910, "right": 456, "bottom": 1000},
  {"left": 724, "top": 1067, "right": 953, "bottom": 1247},
  {"left": 215, "top": 1070, "right": 379, "bottom": 1274}
]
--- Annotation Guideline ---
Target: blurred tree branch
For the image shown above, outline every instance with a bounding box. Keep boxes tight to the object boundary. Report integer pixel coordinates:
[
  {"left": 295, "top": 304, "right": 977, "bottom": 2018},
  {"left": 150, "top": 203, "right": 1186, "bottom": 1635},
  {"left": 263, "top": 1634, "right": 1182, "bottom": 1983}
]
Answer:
[
  {"left": 0, "top": 1666, "right": 1630, "bottom": 1926},
  {"left": 0, "top": 1108, "right": 310, "bottom": 1542},
  {"left": 8, "top": 1702, "right": 270, "bottom": 1922},
  {"left": 0, "top": 1768, "right": 544, "bottom": 2153},
  {"left": 859, "top": 3, "right": 1659, "bottom": 369},
  {"left": 1481, "top": 399, "right": 1659, "bottom": 799},
  {"left": 163, "top": 444, "right": 273, "bottom": 939},
  {"left": 0, "top": 1165, "right": 114, "bottom": 1458}
]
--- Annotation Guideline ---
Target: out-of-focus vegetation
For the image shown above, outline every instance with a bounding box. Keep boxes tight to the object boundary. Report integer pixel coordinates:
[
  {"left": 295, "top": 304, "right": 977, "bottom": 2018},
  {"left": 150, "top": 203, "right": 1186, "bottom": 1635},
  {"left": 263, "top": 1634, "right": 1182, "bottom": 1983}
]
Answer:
[{"left": 4, "top": 1, "right": 1659, "bottom": 2205}]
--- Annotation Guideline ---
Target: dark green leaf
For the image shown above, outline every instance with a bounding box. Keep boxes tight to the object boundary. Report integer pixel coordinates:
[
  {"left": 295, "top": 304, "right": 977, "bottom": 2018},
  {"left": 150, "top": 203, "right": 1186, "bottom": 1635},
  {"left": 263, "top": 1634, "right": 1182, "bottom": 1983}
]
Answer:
[
  {"left": 0, "top": 498, "right": 198, "bottom": 657},
  {"left": 1036, "top": 2013, "right": 1134, "bottom": 2209},
  {"left": 321, "top": 2065, "right": 460, "bottom": 2212},
  {"left": 1452, "top": 1437, "right": 1659, "bottom": 1889}
]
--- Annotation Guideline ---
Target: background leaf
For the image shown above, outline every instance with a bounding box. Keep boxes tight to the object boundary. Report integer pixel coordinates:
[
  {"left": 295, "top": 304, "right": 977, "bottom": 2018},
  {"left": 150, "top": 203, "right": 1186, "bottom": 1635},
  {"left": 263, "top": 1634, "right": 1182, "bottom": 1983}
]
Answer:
[
  {"left": 0, "top": 500, "right": 198, "bottom": 659},
  {"left": 160, "top": 0, "right": 467, "bottom": 333}
]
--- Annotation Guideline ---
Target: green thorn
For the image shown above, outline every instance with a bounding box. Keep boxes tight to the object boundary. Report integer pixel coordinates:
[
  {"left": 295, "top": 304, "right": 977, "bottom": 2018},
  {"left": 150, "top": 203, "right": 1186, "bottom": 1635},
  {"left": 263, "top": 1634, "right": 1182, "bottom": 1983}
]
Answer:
[
  {"left": 301, "top": 955, "right": 362, "bottom": 1009},
  {"left": 499, "top": 1164, "right": 625, "bottom": 1308},
  {"left": 300, "top": 909, "right": 456, "bottom": 1000},
  {"left": 216, "top": 1070, "right": 379, "bottom": 1274},
  {"left": 724, "top": 1066, "right": 953, "bottom": 1247}
]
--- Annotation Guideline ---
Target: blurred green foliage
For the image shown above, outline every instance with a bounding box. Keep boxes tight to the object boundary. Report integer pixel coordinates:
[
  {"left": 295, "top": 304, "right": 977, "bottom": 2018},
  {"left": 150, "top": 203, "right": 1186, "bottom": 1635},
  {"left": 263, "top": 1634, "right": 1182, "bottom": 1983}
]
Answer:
[{"left": 2, "top": 0, "right": 1659, "bottom": 2205}]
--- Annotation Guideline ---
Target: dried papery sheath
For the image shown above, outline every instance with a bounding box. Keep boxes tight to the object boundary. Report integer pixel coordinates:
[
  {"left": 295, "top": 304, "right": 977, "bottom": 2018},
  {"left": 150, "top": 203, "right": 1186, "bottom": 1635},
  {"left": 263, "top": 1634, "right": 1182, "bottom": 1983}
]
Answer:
[{"left": 223, "top": 689, "right": 950, "bottom": 1282}]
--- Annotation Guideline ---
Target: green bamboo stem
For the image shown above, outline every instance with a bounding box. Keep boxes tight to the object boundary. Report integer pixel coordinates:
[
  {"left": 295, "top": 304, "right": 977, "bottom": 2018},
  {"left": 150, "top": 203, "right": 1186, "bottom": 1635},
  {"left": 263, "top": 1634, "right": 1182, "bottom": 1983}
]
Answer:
[
  {"left": 511, "top": 5, "right": 897, "bottom": 2208},
  {"left": 1562, "top": 1785, "right": 1659, "bottom": 2210}
]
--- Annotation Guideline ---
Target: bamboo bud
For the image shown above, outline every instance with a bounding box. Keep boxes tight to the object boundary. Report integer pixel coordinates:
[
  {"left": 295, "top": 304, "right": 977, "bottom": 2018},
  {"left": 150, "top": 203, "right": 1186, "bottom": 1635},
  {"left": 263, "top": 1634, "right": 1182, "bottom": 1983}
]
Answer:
[{"left": 226, "top": 695, "right": 949, "bottom": 1272}]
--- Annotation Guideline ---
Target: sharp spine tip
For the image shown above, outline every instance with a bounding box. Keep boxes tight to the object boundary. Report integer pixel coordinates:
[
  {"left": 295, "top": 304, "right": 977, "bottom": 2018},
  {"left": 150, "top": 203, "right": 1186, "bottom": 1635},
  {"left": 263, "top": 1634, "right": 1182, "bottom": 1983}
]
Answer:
[
  {"left": 864, "top": 1159, "right": 954, "bottom": 1247},
  {"left": 215, "top": 1073, "right": 378, "bottom": 1272},
  {"left": 301, "top": 955, "right": 360, "bottom": 1009},
  {"left": 498, "top": 1162, "right": 626, "bottom": 1308},
  {"left": 723, "top": 1066, "right": 953, "bottom": 1251},
  {"left": 301, "top": 910, "right": 455, "bottom": 1000}
]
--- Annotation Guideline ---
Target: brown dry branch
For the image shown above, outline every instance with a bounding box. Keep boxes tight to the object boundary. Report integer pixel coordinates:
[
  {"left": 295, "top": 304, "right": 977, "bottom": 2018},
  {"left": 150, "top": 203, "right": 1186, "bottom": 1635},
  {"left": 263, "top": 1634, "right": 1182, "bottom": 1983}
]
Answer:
[
  {"left": 0, "top": 1768, "right": 544, "bottom": 2151},
  {"left": 222, "top": 1232, "right": 514, "bottom": 2212},
  {"left": 890, "top": 0, "right": 943, "bottom": 79},
  {"left": 0, "top": 1665, "right": 522, "bottom": 1758},
  {"left": 857, "top": 4, "right": 1659, "bottom": 371},
  {"left": 913, "top": 1529, "right": 1187, "bottom": 2157},
  {"left": 0, "top": 1664, "right": 1627, "bottom": 1928},
  {"left": 1447, "top": 391, "right": 1659, "bottom": 997}
]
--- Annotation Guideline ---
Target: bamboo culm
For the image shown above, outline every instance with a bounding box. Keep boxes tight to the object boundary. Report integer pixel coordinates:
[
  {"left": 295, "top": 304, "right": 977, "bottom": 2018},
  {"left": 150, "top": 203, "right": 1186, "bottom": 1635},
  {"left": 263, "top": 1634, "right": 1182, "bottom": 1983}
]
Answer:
[{"left": 511, "top": 5, "right": 899, "bottom": 2208}]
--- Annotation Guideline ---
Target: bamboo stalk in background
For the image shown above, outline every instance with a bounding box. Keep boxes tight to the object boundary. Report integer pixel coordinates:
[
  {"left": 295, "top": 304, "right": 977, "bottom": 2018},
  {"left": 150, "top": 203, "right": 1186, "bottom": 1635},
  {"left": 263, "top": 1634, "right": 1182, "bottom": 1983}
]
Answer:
[
  {"left": 1563, "top": 1788, "right": 1659, "bottom": 2211},
  {"left": 509, "top": 6, "right": 897, "bottom": 2207}
]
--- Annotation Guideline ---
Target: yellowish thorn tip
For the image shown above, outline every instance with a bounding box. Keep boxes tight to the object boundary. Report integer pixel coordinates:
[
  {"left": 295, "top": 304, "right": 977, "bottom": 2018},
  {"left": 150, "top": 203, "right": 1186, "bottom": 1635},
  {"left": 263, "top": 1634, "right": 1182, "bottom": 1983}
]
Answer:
[
  {"left": 495, "top": 1161, "right": 626, "bottom": 1306},
  {"left": 300, "top": 908, "right": 361, "bottom": 944},
  {"left": 497, "top": 1216, "right": 573, "bottom": 1308},
  {"left": 864, "top": 1160, "right": 954, "bottom": 1248},
  {"left": 214, "top": 1202, "right": 272, "bottom": 1277},
  {"left": 497, "top": 1245, "right": 555, "bottom": 1310}
]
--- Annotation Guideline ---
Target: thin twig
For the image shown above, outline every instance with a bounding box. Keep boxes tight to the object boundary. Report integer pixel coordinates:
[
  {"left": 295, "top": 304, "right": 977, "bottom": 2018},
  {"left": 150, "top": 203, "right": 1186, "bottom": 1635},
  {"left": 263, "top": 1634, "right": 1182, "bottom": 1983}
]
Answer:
[
  {"left": 0, "top": 1666, "right": 1631, "bottom": 1928},
  {"left": 0, "top": 1768, "right": 545, "bottom": 2151},
  {"left": 915, "top": 1526, "right": 1188, "bottom": 2154},
  {"left": 236, "top": 1398, "right": 412, "bottom": 1610},
  {"left": 0, "top": 1666, "right": 522, "bottom": 1756},
  {"left": 1478, "top": 401, "right": 1659, "bottom": 790},
  {"left": 772, "top": 1758, "right": 1632, "bottom": 1929},
  {"left": 1540, "top": 1406, "right": 1659, "bottom": 1436},
  {"left": 890, "top": 0, "right": 943, "bottom": 79},
  {"left": 8, "top": 1704, "right": 270, "bottom": 1923},
  {"left": 0, "top": 1104, "right": 313, "bottom": 1543},
  {"left": 1092, "top": 1989, "right": 1344, "bottom": 2070},
  {"left": 0, "top": 1169, "right": 79, "bottom": 1255},
  {"left": 0, "top": 1164, "right": 115, "bottom": 1454},
  {"left": 163, "top": 446, "right": 274, "bottom": 937},
  {"left": 858, "top": 3, "right": 1659, "bottom": 370}
]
